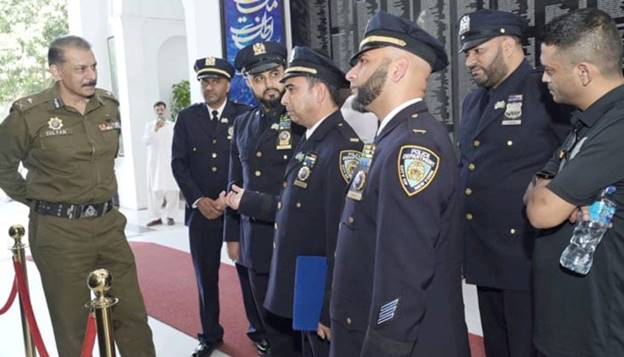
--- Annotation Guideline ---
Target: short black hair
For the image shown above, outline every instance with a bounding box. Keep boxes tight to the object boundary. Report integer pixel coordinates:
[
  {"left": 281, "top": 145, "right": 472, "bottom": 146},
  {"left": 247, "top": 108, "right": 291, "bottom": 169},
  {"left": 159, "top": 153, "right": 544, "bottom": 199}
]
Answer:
[
  {"left": 153, "top": 101, "right": 167, "bottom": 108},
  {"left": 542, "top": 8, "right": 622, "bottom": 75},
  {"left": 305, "top": 76, "right": 347, "bottom": 107},
  {"left": 48, "top": 36, "right": 92, "bottom": 66}
]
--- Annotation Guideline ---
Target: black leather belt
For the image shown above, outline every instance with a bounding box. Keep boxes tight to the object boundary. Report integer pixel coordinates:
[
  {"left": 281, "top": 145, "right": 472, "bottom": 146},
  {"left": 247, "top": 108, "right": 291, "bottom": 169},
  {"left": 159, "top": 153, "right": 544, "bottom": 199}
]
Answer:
[{"left": 33, "top": 200, "right": 114, "bottom": 219}]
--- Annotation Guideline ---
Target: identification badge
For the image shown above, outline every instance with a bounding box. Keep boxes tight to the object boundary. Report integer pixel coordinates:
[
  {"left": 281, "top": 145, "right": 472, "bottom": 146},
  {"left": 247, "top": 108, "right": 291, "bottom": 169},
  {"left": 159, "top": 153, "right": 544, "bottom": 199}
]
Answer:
[
  {"left": 276, "top": 114, "right": 293, "bottom": 150},
  {"left": 502, "top": 94, "right": 522, "bottom": 125},
  {"left": 43, "top": 117, "right": 72, "bottom": 136},
  {"left": 347, "top": 144, "right": 375, "bottom": 201},
  {"left": 294, "top": 153, "right": 318, "bottom": 189},
  {"left": 227, "top": 126, "right": 234, "bottom": 140}
]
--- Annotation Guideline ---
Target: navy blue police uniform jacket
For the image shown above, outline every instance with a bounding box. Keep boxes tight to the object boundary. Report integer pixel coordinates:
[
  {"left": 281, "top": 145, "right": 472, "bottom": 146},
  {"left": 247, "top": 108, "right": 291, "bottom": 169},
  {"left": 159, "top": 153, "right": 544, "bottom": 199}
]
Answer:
[
  {"left": 224, "top": 104, "right": 304, "bottom": 273},
  {"left": 331, "top": 100, "right": 469, "bottom": 357},
  {"left": 459, "top": 60, "right": 569, "bottom": 291},
  {"left": 171, "top": 100, "right": 250, "bottom": 226},
  {"left": 261, "top": 111, "right": 363, "bottom": 325}
]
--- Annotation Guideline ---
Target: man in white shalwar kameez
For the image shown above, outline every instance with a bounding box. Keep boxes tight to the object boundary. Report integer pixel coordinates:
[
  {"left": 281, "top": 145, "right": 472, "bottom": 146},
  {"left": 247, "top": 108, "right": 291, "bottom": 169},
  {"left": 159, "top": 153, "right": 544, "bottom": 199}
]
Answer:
[{"left": 144, "top": 101, "right": 179, "bottom": 226}]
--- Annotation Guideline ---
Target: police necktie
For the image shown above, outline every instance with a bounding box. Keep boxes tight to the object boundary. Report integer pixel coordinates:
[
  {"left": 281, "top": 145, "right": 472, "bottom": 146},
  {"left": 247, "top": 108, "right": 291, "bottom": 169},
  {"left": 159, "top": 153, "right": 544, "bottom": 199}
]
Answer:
[{"left": 211, "top": 110, "right": 219, "bottom": 121}]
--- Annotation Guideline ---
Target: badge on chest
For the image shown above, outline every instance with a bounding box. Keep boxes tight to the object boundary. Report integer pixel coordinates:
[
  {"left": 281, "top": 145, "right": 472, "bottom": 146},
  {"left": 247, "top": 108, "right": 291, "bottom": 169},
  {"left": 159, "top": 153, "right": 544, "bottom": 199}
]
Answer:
[
  {"left": 501, "top": 94, "right": 523, "bottom": 126},
  {"left": 347, "top": 144, "right": 375, "bottom": 201},
  {"left": 294, "top": 153, "right": 318, "bottom": 189},
  {"left": 276, "top": 114, "right": 293, "bottom": 150}
]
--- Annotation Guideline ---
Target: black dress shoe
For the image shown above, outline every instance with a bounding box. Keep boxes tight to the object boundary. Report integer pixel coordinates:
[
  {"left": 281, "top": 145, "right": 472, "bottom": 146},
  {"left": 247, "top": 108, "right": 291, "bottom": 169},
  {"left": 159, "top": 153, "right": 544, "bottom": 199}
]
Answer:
[
  {"left": 191, "top": 339, "right": 223, "bottom": 357},
  {"left": 146, "top": 218, "right": 163, "bottom": 227},
  {"left": 255, "top": 339, "right": 270, "bottom": 356}
]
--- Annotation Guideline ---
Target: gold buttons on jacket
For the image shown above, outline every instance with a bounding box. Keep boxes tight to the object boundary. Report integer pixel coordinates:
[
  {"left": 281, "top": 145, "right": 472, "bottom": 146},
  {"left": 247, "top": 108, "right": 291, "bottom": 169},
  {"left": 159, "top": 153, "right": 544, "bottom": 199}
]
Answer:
[
  {"left": 277, "top": 202, "right": 282, "bottom": 210},
  {"left": 466, "top": 213, "right": 473, "bottom": 220},
  {"left": 348, "top": 216, "right": 354, "bottom": 224},
  {"left": 346, "top": 317, "right": 352, "bottom": 325},
  {"left": 255, "top": 170, "right": 262, "bottom": 177},
  {"left": 211, "top": 153, "right": 217, "bottom": 158},
  {"left": 212, "top": 139, "right": 217, "bottom": 144},
  {"left": 283, "top": 155, "right": 288, "bottom": 160},
  {"left": 256, "top": 151, "right": 262, "bottom": 158},
  {"left": 464, "top": 188, "right": 472, "bottom": 196},
  {"left": 283, "top": 181, "right": 288, "bottom": 188},
  {"left": 468, "top": 163, "right": 476, "bottom": 171},
  {"left": 192, "top": 147, "right": 197, "bottom": 152},
  {"left": 510, "top": 228, "right": 516, "bottom": 235},
  {"left": 296, "top": 202, "right": 301, "bottom": 208},
  {"left": 473, "top": 140, "right": 480, "bottom": 147},
  {"left": 274, "top": 223, "right": 278, "bottom": 230},
  {"left": 507, "top": 140, "right": 513, "bottom": 146},
  {"left": 211, "top": 167, "right": 218, "bottom": 172}
]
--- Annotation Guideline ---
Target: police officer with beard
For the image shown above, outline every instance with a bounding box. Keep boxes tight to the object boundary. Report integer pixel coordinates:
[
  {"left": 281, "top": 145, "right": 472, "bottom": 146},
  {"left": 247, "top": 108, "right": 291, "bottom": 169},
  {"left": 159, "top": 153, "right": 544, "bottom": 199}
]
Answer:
[
  {"left": 330, "top": 11, "right": 469, "bottom": 357},
  {"left": 224, "top": 41, "right": 305, "bottom": 356},
  {"left": 458, "top": 10, "right": 569, "bottom": 357}
]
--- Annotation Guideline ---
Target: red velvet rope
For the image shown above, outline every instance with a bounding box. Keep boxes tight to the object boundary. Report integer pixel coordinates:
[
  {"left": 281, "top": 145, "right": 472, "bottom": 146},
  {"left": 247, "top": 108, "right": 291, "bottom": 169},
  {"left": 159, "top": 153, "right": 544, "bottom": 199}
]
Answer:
[
  {"left": 0, "top": 277, "right": 17, "bottom": 315},
  {"left": 80, "top": 313, "right": 97, "bottom": 357},
  {"left": 13, "top": 259, "right": 49, "bottom": 357}
]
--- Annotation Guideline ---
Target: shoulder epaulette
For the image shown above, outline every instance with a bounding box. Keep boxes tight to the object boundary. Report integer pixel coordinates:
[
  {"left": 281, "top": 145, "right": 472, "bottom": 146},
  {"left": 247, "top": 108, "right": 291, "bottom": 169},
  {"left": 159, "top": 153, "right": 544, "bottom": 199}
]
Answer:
[
  {"left": 95, "top": 89, "right": 119, "bottom": 105},
  {"left": 10, "top": 89, "right": 53, "bottom": 113},
  {"left": 336, "top": 119, "right": 361, "bottom": 143}
]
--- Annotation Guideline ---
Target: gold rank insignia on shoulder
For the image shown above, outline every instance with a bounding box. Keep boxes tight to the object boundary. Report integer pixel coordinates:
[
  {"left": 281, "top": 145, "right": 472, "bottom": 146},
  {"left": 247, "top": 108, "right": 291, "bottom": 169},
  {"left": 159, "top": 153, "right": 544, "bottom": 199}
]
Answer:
[
  {"left": 276, "top": 114, "right": 292, "bottom": 150},
  {"left": 502, "top": 94, "right": 522, "bottom": 125},
  {"left": 294, "top": 153, "right": 318, "bottom": 189},
  {"left": 339, "top": 150, "right": 362, "bottom": 184},
  {"left": 398, "top": 145, "right": 439, "bottom": 197},
  {"left": 253, "top": 43, "right": 267, "bottom": 56},
  {"left": 347, "top": 144, "right": 375, "bottom": 201}
]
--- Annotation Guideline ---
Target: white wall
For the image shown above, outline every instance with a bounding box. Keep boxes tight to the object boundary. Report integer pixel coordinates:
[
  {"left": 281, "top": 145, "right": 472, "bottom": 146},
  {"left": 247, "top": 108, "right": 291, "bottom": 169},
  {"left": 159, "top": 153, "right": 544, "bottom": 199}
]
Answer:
[
  {"left": 69, "top": 0, "right": 187, "bottom": 209},
  {"left": 158, "top": 36, "right": 189, "bottom": 105}
]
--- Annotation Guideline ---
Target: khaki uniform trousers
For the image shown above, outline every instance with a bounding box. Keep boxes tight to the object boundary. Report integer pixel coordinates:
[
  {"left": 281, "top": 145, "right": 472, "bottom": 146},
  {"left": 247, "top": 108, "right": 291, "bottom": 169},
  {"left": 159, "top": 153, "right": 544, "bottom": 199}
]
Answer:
[{"left": 28, "top": 208, "right": 155, "bottom": 357}]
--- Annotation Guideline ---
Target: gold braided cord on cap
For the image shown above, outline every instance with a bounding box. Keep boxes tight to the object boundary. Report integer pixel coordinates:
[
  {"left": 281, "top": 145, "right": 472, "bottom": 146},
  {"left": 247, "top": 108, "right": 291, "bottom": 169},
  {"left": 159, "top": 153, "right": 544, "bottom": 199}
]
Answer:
[
  {"left": 285, "top": 66, "right": 318, "bottom": 75},
  {"left": 197, "top": 68, "right": 231, "bottom": 79},
  {"left": 360, "top": 35, "right": 407, "bottom": 48}
]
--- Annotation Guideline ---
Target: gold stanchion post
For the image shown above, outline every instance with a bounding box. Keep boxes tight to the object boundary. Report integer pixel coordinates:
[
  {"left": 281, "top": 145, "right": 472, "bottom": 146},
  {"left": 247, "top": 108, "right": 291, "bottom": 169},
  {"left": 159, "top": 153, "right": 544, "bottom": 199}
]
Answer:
[
  {"left": 9, "top": 224, "right": 36, "bottom": 357},
  {"left": 86, "top": 269, "right": 119, "bottom": 357}
]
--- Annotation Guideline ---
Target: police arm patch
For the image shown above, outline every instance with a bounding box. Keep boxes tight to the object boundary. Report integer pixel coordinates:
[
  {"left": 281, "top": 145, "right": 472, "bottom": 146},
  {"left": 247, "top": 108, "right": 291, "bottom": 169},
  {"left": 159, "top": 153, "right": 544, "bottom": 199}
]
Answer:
[
  {"left": 397, "top": 145, "right": 439, "bottom": 196},
  {"left": 339, "top": 150, "right": 362, "bottom": 183}
]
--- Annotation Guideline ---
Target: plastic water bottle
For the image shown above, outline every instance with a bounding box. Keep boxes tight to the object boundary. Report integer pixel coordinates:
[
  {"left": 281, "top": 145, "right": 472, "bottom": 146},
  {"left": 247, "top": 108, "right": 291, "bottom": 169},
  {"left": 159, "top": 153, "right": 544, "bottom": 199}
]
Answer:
[{"left": 560, "top": 186, "right": 617, "bottom": 275}]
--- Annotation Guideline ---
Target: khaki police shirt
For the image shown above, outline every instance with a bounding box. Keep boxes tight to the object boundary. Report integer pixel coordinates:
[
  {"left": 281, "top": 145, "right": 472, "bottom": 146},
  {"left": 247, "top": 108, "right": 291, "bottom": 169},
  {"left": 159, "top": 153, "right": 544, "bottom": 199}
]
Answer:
[{"left": 0, "top": 82, "right": 121, "bottom": 205}]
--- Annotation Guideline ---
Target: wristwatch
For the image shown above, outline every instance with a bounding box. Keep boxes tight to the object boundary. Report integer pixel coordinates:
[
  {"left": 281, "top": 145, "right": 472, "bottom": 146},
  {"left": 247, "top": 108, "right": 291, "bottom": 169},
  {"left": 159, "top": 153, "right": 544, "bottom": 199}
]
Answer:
[{"left": 535, "top": 170, "right": 555, "bottom": 180}]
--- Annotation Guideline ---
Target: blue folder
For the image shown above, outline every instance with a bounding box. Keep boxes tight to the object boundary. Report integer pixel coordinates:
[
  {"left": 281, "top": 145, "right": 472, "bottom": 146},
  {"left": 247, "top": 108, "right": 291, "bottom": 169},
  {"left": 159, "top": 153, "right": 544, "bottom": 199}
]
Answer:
[{"left": 292, "top": 256, "right": 328, "bottom": 331}]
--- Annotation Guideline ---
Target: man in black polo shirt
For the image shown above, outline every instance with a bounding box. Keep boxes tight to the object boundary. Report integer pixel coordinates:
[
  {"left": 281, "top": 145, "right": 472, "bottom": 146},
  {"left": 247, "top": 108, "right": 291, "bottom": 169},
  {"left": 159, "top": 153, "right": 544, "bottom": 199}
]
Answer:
[{"left": 525, "top": 8, "right": 624, "bottom": 357}]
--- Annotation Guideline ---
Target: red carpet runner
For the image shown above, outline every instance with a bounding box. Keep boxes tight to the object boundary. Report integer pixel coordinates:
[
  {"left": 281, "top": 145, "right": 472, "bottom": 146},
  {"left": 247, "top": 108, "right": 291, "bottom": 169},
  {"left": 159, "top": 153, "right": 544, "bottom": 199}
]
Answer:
[{"left": 130, "top": 242, "right": 485, "bottom": 357}]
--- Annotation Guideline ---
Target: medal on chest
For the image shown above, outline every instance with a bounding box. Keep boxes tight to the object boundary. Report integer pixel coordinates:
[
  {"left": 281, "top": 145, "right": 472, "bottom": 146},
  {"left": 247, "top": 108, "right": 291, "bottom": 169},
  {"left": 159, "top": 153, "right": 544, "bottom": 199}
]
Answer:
[
  {"left": 294, "top": 152, "right": 318, "bottom": 189},
  {"left": 347, "top": 144, "right": 376, "bottom": 201},
  {"left": 276, "top": 114, "right": 293, "bottom": 150}
]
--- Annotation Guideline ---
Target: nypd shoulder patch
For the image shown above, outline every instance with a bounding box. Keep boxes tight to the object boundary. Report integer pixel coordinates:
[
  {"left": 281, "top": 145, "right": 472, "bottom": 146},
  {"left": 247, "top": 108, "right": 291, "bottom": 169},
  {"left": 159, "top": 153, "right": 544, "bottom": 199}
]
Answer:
[
  {"left": 339, "top": 150, "right": 362, "bottom": 183},
  {"left": 397, "top": 145, "right": 439, "bottom": 196}
]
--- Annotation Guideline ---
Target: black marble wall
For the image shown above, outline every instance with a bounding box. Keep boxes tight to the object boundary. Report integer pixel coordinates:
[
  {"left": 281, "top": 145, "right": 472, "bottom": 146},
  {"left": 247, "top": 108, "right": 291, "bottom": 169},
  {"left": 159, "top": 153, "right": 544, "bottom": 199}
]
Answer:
[{"left": 290, "top": 0, "right": 624, "bottom": 138}]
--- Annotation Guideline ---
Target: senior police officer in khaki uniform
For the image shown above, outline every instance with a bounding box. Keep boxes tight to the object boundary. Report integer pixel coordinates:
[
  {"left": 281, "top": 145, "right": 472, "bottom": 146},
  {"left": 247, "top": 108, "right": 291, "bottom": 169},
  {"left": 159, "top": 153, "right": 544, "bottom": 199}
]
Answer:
[{"left": 0, "top": 36, "right": 155, "bottom": 356}]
